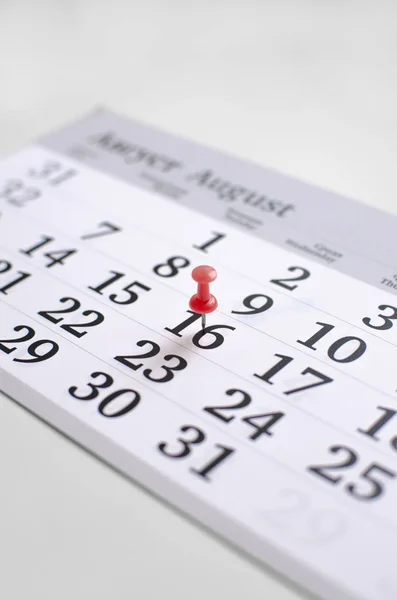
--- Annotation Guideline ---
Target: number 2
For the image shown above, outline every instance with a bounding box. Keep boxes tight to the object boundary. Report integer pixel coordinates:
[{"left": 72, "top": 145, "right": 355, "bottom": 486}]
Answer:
[{"left": 270, "top": 266, "right": 310, "bottom": 291}]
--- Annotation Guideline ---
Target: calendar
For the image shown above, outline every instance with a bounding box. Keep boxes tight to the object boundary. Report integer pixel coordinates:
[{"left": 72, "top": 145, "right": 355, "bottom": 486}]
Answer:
[{"left": 2, "top": 109, "right": 397, "bottom": 600}]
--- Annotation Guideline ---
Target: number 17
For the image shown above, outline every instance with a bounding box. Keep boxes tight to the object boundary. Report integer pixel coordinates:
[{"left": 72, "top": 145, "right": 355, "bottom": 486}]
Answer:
[{"left": 254, "top": 353, "right": 333, "bottom": 395}]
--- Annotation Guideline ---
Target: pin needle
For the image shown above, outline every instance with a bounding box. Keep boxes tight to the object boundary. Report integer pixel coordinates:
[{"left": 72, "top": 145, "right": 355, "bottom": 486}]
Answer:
[{"left": 189, "top": 265, "right": 218, "bottom": 330}]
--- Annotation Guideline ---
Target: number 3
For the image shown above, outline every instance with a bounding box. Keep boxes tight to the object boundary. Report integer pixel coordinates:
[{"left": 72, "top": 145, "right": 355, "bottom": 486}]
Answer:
[{"left": 362, "top": 304, "right": 397, "bottom": 331}]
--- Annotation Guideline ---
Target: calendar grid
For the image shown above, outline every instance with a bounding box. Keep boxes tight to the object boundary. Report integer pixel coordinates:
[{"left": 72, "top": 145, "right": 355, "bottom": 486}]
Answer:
[
  {"left": 2, "top": 294, "right": 397, "bottom": 542},
  {"left": 2, "top": 237, "right": 397, "bottom": 459},
  {"left": 2, "top": 205, "right": 397, "bottom": 413}
]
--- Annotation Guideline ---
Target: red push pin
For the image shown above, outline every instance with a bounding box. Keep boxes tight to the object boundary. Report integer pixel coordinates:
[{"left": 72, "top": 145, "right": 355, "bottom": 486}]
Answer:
[{"left": 189, "top": 265, "right": 218, "bottom": 329}]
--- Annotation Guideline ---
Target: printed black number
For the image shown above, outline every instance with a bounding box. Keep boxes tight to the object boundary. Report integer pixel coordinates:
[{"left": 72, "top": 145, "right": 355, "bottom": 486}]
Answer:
[
  {"left": 68, "top": 371, "right": 141, "bottom": 417},
  {"left": 20, "top": 235, "right": 53, "bottom": 255},
  {"left": 308, "top": 445, "right": 395, "bottom": 500},
  {"left": 28, "top": 161, "right": 77, "bottom": 186},
  {"left": 114, "top": 339, "right": 188, "bottom": 383},
  {"left": 254, "top": 353, "right": 333, "bottom": 394},
  {"left": 193, "top": 231, "right": 226, "bottom": 253},
  {"left": 270, "top": 266, "right": 311, "bottom": 291},
  {"left": 69, "top": 371, "right": 113, "bottom": 400},
  {"left": 192, "top": 324, "right": 236, "bottom": 349},
  {"left": 97, "top": 390, "right": 141, "bottom": 418},
  {"left": 20, "top": 235, "right": 77, "bottom": 268},
  {"left": 158, "top": 425, "right": 235, "bottom": 480},
  {"left": 38, "top": 297, "right": 80, "bottom": 323},
  {"left": 362, "top": 304, "right": 397, "bottom": 331},
  {"left": 159, "top": 425, "right": 205, "bottom": 458},
  {"left": 47, "top": 169, "right": 77, "bottom": 186},
  {"left": 88, "top": 270, "right": 151, "bottom": 304},
  {"left": 38, "top": 297, "right": 105, "bottom": 338},
  {"left": 242, "top": 411, "right": 284, "bottom": 440},
  {"left": 165, "top": 310, "right": 235, "bottom": 349},
  {"left": 358, "top": 406, "right": 397, "bottom": 451},
  {"left": 0, "top": 260, "right": 31, "bottom": 294},
  {"left": 309, "top": 445, "right": 357, "bottom": 484},
  {"left": 116, "top": 340, "right": 159, "bottom": 369},
  {"left": 153, "top": 256, "right": 190, "bottom": 278},
  {"left": 297, "top": 321, "right": 366, "bottom": 363},
  {"left": 28, "top": 160, "right": 62, "bottom": 179},
  {"left": 0, "top": 179, "right": 22, "bottom": 200},
  {"left": 81, "top": 221, "right": 121, "bottom": 240},
  {"left": 191, "top": 445, "right": 235, "bottom": 480},
  {"left": 0, "top": 179, "right": 20, "bottom": 198},
  {"left": 204, "top": 388, "right": 284, "bottom": 440},
  {"left": 231, "top": 293, "right": 274, "bottom": 316},
  {"left": 0, "top": 324, "right": 59, "bottom": 363},
  {"left": 0, "top": 325, "right": 35, "bottom": 354},
  {"left": 0, "top": 179, "right": 40, "bottom": 206},
  {"left": 204, "top": 389, "right": 251, "bottom": 422}
]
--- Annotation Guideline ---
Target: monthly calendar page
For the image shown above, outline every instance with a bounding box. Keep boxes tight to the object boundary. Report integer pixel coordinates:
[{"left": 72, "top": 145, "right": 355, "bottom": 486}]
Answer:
[{"left": 2, "top": 110, "right": 397, "bottom": 600}]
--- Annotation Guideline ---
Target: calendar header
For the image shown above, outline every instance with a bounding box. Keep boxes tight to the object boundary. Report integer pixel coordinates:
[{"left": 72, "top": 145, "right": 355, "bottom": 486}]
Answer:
[
  {"left": 88, "top": 130, "right": 295, "bottom": 220},
  {"left": 40, "top": 108, "right": 397, "bottom": 294}
]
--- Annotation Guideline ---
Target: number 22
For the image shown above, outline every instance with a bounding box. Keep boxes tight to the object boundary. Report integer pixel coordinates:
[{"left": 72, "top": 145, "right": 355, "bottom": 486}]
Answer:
[{"left": 38, "top": 297, "right": 104, "bottom": 338}]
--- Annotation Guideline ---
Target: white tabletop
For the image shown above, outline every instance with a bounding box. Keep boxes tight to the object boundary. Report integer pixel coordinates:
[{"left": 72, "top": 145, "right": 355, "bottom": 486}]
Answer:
[{"left": 1, "top": 2, "right": 397, "bottom": 599}]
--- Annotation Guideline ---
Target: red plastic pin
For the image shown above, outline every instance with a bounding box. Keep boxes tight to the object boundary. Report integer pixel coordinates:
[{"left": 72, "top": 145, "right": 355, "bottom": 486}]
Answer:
[{"left": 189, "top": 265, "right": 218, "bottom": 329}]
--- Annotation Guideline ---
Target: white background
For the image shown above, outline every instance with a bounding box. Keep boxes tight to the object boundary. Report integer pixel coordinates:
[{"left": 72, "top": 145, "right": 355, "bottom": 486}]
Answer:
[{"left": 1, "top": 1, "right": 397, "bottom": 599}]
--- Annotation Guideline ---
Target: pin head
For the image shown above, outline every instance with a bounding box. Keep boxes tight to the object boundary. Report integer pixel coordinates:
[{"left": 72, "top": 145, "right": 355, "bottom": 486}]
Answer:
[
  {"left": 189, "top": 265, "right": 218, "bottom": 315},
  {"left": 191, "top": 265, "right": 217, "bottom": 284}
]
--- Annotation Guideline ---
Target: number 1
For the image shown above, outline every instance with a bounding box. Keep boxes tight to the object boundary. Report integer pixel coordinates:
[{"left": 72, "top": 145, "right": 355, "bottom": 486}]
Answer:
[
  {"left": 191, "top": 444, "right": 235, "bottom": 480},
  {"left": 193, "top": 231, "right": 226, "bottom": 253}
]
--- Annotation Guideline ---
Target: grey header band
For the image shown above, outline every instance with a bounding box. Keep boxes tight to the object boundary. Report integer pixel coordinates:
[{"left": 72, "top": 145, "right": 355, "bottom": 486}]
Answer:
[{"left": 41, "top": 108, "right": 397, "bottom": 295}]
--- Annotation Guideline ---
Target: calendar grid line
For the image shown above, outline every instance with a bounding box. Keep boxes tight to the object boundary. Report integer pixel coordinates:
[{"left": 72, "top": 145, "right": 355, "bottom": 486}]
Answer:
[{"left": 2, "top": 294, "right": 397, "bottom": 541}]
